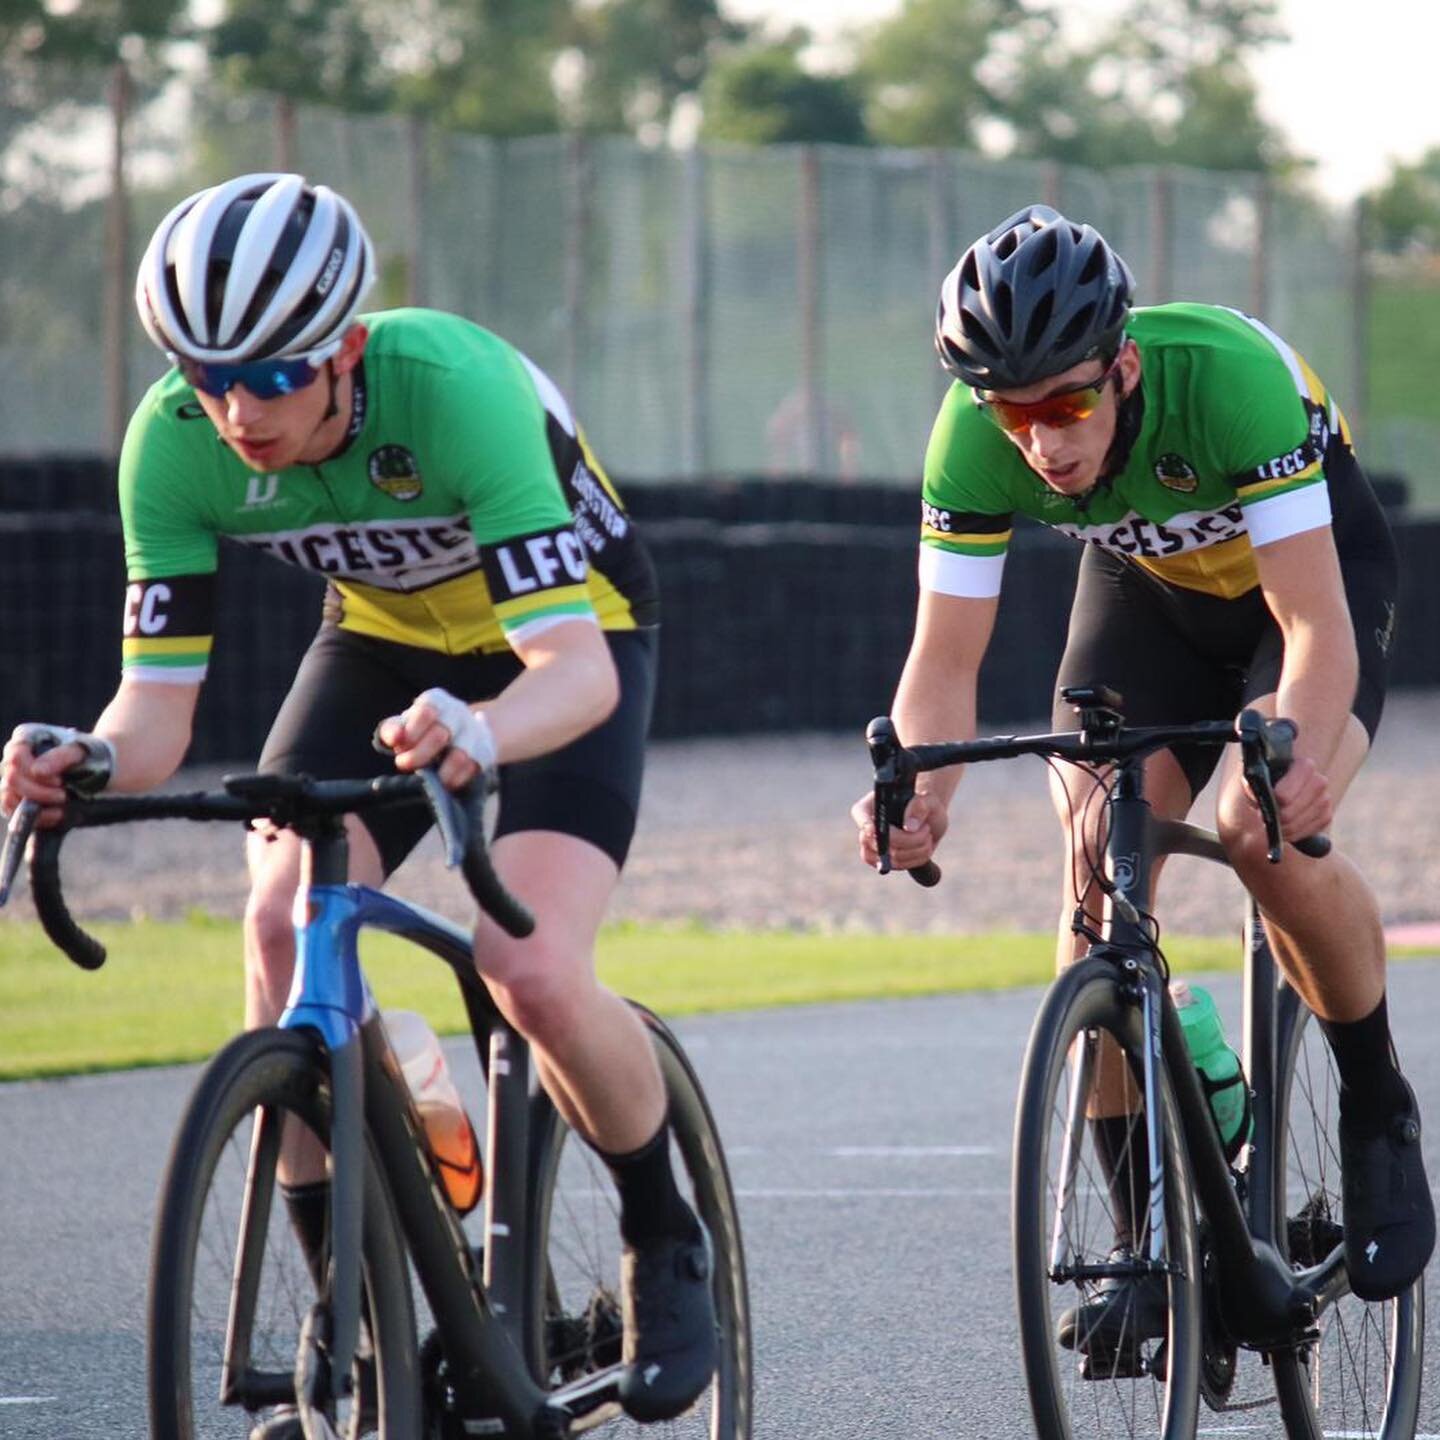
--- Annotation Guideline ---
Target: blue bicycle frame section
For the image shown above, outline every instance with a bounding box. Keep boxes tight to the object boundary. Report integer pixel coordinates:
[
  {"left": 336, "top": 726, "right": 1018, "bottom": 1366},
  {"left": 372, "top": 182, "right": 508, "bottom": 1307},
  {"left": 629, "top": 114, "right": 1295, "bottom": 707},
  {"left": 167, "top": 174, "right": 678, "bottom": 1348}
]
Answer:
[
  {"left": 279, "top": 883, "right": 475, "bottom": 1047},
  {"left": 274, "top": 882, "right": 477, "bottom": 1409}
]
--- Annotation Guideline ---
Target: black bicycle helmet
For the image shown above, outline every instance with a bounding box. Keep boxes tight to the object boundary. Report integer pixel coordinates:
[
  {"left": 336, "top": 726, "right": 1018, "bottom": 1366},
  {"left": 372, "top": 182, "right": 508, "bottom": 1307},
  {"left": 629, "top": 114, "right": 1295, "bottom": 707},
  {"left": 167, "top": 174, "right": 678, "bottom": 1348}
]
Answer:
[{"left": 935, "top": 203, "right": 1134, "bottom": 390}]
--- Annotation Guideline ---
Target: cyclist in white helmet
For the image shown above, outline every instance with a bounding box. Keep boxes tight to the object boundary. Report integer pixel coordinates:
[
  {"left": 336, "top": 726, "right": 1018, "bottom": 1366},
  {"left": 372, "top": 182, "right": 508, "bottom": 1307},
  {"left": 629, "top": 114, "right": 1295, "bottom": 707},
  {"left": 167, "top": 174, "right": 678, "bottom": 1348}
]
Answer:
[{"left": 3, "top": 173, "right": 715, "bottom": 1433}]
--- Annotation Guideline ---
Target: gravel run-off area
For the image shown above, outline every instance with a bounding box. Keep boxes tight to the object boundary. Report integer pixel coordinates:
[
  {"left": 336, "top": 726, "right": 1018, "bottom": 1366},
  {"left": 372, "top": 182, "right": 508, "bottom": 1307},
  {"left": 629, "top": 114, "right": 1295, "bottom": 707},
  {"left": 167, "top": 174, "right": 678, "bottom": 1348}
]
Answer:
[{"left": 4, "top": 690, "right": 1438, "bottom": 943}]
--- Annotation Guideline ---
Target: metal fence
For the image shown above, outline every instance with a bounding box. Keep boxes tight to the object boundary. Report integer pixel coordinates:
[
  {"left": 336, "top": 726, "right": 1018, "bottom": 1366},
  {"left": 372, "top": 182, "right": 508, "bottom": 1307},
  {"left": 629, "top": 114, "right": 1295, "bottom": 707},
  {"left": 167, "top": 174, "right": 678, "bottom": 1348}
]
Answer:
[{"left": 3, "top": 77, "right": 1378, "bottom": 490}]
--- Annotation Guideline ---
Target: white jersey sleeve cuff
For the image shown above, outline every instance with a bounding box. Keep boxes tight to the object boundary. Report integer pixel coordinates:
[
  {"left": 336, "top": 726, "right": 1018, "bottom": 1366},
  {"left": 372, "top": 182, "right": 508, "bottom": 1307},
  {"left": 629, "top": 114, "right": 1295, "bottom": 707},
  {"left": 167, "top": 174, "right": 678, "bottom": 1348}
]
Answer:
[
  {"left": 918, "top": 545, "right": 1006, "bottom": 599},
  {"left": 1245, "top": 483, "right": 1333, "bottom": 549}
]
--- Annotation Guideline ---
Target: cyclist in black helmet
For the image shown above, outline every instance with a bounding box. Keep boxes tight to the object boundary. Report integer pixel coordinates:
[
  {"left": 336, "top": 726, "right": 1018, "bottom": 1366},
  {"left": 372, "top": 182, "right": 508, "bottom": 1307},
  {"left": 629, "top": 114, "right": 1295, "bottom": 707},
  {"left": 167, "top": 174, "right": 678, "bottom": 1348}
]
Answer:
[{"left": 853, "top": 204, "right": 1432, "bottom": 1334}]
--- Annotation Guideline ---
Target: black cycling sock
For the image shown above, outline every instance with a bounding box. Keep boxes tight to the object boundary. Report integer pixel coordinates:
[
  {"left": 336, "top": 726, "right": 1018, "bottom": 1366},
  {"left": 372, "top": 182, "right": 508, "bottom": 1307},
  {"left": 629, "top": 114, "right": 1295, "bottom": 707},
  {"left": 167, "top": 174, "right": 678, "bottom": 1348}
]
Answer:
[
  {"left": 1319, "top": 995, "right": 1411, "bottom": 1132},
  {"left": 598, "top": 1124, "right": 698, "bottom": 1247},
  {"left": 281, "top": 1180, "right": 331, "bottom": 1292},
  {"left": 1091, "top": 1114, "right": 1150, "bottom": 1252}
]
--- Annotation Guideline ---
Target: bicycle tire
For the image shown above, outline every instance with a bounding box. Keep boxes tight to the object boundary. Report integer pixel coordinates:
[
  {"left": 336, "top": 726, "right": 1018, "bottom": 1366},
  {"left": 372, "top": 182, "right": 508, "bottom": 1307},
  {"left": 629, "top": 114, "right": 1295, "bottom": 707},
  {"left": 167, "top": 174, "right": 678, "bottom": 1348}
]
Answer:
[
  {"left": 148, "top": 1027, "right": 422, "bottom": 1439},
  {"left": 1013, "top": 956, "right": 1202, "bottom": 1440},
  {"left": 1268, "top": 992, "right": 1425, "bottom": 1440},
  {"left": 524, "top": 1005, "right": 753, "bottom": 1438}
]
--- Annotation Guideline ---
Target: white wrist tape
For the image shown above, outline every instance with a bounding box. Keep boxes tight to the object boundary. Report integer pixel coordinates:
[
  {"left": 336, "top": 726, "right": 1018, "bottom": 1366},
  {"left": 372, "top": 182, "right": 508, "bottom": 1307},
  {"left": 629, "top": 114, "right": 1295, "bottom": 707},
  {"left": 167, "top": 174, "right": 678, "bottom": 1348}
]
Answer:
[
  {"left": 16, "top": 723, "right": 117, "bottom": 795},
  {"left": 416, "top": 688, "right": 499, "bottom": 772}
]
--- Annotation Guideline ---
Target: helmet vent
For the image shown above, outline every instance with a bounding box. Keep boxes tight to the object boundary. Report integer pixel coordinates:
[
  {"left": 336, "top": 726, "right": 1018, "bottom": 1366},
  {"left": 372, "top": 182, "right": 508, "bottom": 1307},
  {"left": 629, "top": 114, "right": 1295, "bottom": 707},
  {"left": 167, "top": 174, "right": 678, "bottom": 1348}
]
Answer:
[
  {"left": 1024, "top": 291, "right": 1055, "bottom": 350},
  {"left": 1028, "top": 227, "right": 1059, "bottom": 274},
  {"left": 993, "top": 281, "right": 1014, "bottom": 334},
  {"left": 1056, "top": 302, "right": 1098, "bottom": 351}
]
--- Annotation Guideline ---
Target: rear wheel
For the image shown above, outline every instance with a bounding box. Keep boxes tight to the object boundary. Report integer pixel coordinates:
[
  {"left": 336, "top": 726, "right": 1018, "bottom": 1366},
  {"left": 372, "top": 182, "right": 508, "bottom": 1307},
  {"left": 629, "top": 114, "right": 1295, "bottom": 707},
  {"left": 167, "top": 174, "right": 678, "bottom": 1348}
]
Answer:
[
  {"left": 1013, "top": 957, "right": 1201, "bottom": 1440},
  {"left": 1268, "top": 991, "right": 1424, "bottom": 1440},
  {"left": 148, "top": 1027, "right": 421, "bottom": 1438},
  {"left": 526, "top": 1007, "right": 752, "bottom": 1437}
]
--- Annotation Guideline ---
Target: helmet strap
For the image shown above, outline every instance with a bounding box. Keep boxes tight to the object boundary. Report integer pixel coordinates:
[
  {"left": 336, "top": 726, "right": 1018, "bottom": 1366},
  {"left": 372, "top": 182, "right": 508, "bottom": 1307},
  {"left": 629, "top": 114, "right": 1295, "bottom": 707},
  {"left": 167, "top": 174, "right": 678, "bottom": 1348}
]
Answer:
[
  {"left": 1100, "top": 372, "right": 1145, "bottom": 478},
  {"left": 296, "top": 360, "right": 344, "bottom": 465}
]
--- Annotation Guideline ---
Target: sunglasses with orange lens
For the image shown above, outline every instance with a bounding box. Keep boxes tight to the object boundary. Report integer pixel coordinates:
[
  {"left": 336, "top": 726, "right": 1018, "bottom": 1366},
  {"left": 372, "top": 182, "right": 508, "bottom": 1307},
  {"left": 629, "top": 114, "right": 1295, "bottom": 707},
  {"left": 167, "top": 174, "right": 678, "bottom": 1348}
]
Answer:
[{"left": 977, "top": 354, "right": 1122, "bottom": 435}]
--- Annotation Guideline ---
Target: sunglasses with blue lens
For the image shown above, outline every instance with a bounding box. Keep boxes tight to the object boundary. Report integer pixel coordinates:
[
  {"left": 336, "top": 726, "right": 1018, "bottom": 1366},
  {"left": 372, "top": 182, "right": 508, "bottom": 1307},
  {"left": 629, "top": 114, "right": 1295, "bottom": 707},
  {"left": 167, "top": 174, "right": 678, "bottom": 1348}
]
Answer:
[{"left": 178, "top": 353, "right": 327, "bottom": 400}]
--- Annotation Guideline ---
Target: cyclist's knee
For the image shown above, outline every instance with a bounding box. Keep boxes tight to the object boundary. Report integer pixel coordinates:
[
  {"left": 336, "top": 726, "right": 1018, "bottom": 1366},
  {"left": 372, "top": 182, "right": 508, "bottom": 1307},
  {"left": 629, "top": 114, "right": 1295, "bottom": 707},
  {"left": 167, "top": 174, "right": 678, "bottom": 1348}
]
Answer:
[
  {"left": 479, "top": 937, "right": 589, "bottom": 1048},
  {"left": 1215, "top": 787, "right": 1270, "bottom": 874}
]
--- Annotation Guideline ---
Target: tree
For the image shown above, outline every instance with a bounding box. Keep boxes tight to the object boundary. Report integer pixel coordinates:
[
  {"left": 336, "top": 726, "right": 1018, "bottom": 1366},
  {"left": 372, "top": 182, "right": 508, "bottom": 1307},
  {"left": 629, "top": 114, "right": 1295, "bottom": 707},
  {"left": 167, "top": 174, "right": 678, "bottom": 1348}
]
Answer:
[
  {"left": 853, "top": 0, "right": 1033, "bottom": 149},
  {"left": 700, "top": 37, "right": 868, "bottom": 146},
  {"left": 995, "top": 0, "right": 1293, "bottom": 173},
  {"left": 1366, "top": 149, "right": 1440, "bottom": 253},
  {"left": 205, "top": 0, "right": 391, "bottom": 112},
  {"left": 202, "top": 0, "right": 573, "bottom": 135},
  {"left": 570, "top": 0, "right": 747, "bottom": 137},
  {"left": 0, "top": 0, "right": 181, "bottom": 70}
]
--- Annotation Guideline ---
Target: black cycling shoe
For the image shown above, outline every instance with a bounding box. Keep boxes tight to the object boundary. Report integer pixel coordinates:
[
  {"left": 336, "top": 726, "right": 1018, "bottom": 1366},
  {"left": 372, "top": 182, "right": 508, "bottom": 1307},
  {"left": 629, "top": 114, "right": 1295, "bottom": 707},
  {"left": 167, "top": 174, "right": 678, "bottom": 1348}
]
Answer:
[
  {"left": 1340, "top": 1083, "right": 1436, "bottom": 1302},
  {"left": 1056, "top": 1247, "right": 1170, "bottom": 1368},
  {"left": 617, "top": 1219, "right": 719, "bottom": 1422}
]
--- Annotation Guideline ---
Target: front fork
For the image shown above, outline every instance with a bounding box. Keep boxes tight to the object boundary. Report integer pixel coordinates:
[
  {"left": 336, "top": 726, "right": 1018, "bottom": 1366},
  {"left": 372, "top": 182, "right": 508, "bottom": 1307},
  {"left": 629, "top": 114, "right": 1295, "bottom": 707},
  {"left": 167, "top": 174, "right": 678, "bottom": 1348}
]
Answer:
[{"left": 1048, "top": 954, "right": 1170, "bottom": 1276}]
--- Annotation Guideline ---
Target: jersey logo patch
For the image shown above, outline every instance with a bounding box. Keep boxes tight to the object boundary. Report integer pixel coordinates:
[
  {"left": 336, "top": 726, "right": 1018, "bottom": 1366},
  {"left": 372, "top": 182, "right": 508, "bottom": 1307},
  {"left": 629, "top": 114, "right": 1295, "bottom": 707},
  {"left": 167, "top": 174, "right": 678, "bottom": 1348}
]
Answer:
[
  {"left": 368, "top": 444, "right": 423, "bottom": 502},
  {"left": 1154, "top": 453, "right": 1199, "bottom": 493}
]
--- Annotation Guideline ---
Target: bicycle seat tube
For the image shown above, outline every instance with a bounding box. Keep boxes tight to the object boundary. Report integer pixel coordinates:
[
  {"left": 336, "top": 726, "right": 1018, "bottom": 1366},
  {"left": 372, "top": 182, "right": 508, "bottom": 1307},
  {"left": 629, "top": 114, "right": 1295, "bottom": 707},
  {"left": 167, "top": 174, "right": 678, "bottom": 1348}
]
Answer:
[{"left": 1123, "top": 793, "right": 1323, "bottom": 1346}]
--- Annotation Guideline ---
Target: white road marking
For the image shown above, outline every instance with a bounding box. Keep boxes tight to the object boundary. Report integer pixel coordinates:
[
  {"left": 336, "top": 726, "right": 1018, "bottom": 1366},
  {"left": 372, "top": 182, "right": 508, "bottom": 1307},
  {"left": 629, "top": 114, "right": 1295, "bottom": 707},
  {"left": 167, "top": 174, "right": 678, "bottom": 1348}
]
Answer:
[
  {"left": 736, "top": 1186, "right": 1012, "bottom": 1199},
  {"left": 829, "top": 1145, "right": 995, "bottom": 1157},
  {"left": 0, "top": 1397, "right": 59, "bottom": 1405}
]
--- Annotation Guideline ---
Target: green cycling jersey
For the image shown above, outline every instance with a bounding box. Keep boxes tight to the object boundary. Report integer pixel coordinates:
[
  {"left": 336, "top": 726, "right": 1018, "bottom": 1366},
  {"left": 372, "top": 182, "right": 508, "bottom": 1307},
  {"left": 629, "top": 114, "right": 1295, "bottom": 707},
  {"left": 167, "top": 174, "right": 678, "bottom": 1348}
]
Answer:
[
  {"left": 920, "top": 302, "right": 1349, "bottom": 603},
  {"left": 118, "top": 307, "right": 657, "bottom": 681}
]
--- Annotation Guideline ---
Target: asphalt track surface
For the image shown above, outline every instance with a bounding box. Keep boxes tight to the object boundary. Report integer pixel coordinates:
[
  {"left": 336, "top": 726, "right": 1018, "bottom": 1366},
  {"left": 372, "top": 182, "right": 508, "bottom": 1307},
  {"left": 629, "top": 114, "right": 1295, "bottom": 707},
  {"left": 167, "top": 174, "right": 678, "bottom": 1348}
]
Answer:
[{"left": 5, "top": 966, "right": 1440, "bottom": 1439}]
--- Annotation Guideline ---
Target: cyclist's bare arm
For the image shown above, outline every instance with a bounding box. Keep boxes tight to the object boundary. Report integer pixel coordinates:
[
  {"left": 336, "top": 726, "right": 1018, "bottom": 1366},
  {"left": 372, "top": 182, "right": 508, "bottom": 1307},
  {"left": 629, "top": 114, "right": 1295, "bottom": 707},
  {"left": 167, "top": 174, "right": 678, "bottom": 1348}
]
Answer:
[
  {"left": 1250, "top": 525, "right": 1359, "bottom": 837},
  {"left": 2, "top": 679, "right": 199, "bottom": 824},
  {"left": 853, "top": 590, "right": 998, "bottom": 869},
  {"left": 380, "top": 618, "right": 620, "bottom": 791}
]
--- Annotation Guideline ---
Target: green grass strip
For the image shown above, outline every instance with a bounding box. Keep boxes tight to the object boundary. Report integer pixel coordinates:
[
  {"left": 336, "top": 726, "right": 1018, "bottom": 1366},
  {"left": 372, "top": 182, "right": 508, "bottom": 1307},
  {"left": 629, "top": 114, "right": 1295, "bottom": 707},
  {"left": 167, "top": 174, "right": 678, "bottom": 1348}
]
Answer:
[{"left": 1, "top": 918, "right": 1431, "bottom": 1082}]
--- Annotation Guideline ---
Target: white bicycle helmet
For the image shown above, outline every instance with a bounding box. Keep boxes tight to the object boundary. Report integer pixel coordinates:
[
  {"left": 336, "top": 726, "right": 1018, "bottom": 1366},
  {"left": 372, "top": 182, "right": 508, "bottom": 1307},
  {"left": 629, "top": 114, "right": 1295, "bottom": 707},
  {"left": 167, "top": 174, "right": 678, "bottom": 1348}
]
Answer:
[{"left": 136, "top": 172, "right": 376, "bottom": 364}]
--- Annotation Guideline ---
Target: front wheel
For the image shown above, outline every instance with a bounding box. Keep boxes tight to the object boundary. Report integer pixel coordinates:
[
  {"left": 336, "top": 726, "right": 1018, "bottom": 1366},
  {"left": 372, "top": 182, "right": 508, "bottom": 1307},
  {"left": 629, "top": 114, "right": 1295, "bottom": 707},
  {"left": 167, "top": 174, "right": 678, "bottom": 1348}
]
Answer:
[
  {"left": 525, "top": 1005, "right": 753, "bottom": 1438},
  {"left": 1013, "top": 957, "right": 1202, "bottom": 1440},
  {"left": 148, "top": 1027, "right": 422, "bottom": 1438},
  {"left": 1268, "top": 992, "right": 1424, "bottom": 1439}
]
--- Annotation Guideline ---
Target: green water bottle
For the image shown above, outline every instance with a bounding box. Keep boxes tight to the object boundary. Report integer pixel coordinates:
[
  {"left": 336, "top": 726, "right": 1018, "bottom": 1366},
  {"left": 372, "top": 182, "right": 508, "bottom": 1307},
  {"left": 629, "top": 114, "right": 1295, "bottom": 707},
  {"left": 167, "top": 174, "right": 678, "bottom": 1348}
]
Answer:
[{"left": 1172, "top": 981, "right": 1251, "bottom": 1163}]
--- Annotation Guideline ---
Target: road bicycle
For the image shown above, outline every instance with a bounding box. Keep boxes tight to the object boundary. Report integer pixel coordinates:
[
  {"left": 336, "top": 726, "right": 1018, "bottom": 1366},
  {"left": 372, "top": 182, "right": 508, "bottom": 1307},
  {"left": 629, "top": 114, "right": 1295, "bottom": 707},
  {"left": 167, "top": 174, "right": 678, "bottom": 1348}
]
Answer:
[
  {"left": 867, "top": 685, "right": 1423, "bottom": 1440},
  {"left": 1, "top": 763, "right": 751, "bottom": 1439}
]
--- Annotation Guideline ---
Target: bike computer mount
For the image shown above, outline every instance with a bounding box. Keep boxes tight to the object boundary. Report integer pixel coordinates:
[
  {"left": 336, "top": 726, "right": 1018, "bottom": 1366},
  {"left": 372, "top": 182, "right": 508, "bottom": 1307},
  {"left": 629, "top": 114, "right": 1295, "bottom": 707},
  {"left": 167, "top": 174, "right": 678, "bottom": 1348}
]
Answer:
[{"left": 1061, "top": 684, "right": 1125, "bottom": 737}]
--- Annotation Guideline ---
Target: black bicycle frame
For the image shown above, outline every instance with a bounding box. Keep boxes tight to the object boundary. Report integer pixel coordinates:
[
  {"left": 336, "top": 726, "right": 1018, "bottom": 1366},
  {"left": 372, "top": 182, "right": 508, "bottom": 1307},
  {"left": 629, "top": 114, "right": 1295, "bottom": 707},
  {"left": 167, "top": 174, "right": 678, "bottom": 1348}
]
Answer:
[{"left": 1100, "top": 759, "right": 1349, "bottom": 1349}]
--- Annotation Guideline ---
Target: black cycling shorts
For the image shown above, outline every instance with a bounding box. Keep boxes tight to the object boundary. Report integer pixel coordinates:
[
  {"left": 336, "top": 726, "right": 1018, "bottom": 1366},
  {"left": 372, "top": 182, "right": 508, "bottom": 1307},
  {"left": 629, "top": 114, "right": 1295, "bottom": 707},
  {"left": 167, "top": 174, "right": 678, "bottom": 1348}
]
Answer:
[
  {"left": 1052, "top": 438, "right": 1398, "bottom": 796},
  {"left": 258, "top": 626, "right": 657, "bottom": 875}
]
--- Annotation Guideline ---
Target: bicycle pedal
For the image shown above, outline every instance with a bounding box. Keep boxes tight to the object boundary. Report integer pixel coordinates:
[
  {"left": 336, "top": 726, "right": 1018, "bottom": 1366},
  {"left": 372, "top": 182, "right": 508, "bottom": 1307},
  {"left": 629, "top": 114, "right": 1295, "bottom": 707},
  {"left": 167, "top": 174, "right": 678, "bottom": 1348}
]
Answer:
[{"left": 1077, "top": 1344, "right": 1155, "bottom": 1382}]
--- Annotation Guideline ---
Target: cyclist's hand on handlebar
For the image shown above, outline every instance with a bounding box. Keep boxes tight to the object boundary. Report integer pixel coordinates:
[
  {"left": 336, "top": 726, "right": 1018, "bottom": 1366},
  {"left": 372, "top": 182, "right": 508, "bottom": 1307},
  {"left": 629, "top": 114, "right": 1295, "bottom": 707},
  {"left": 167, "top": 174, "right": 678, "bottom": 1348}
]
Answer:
[
  {"left": 851, "top": 788, "right": 949, "bottom": 872},
  {"left": 2, "top": 729, "right": 88, "bottom": 827},
  {"left": 376, "top": 687, "right": 493, "bottom": 792},
  {"left": 1264, "top": 754, "right": 1333, "bottom": 845}
]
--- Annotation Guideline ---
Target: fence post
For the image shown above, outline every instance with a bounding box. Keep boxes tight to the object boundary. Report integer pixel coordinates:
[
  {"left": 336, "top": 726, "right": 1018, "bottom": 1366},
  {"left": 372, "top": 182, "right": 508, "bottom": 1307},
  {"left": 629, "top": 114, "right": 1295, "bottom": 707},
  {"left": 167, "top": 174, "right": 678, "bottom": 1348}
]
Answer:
[
  {"left": 563, "top": 133, "right": 592, "bottom": 411},
  {"left": 927, "top": 148, "right": 954, "bottom": 407},
  {"left": 1041, "top": 159, "right": 1063, "bottom": 211},
  {"left": 680, "top": 145, "right": 710, "bottom": 477},
  {"left": 1250, "top": 173, "right": 1270, "bottom": 318},
  {"left": 797, "top": 145, "right": 823, "bottom": 476},
  {"left": 407, "top": 115, "right": 427, "bottom": 306},
  {"left": 1350, "top": 196, "right": 1371, "bottom": 442},
  {"left": 275, "top": 94, "right": 297, "bottom": 171},
  {"left": 104, "top": 60, "right": 131, "bottom": 458},
  {"left": 1149, "top": 167, "right": 1173, "bottom": 304}
]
